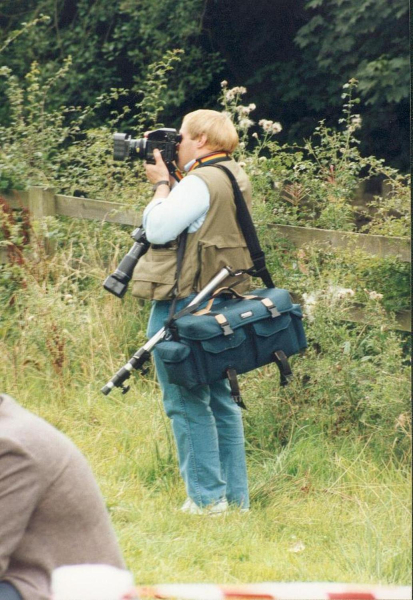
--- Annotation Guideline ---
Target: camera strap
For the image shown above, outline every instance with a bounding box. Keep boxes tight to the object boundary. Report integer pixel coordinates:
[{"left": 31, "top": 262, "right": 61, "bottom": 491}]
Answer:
[{"left": 212, "top": 164, "right": 275, "bottom": 289}]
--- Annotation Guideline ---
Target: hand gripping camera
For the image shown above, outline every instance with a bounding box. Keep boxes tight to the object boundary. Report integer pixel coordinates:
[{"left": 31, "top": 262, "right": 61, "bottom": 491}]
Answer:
[
  {"left": 113, "top": 128, "right": 182, "bottom": 164},
  {"left": 104, "top": 128, "right": 182, "bottom": 298}
]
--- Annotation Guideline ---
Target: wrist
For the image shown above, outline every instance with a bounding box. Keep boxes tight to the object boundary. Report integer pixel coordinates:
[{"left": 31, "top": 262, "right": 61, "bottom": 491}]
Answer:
[{"left": 152, "top": 180, "right": 171, "bottom": 192}]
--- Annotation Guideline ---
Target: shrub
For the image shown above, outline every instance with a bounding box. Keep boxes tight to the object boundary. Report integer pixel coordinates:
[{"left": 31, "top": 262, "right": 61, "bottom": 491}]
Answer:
[{"left": 0, "top": 48, "right": 410, "bottom": 463}]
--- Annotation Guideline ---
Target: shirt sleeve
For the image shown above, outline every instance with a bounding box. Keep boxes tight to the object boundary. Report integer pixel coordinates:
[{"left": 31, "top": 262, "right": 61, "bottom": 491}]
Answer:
[
  {"left": 143, "top": 175, "right": 210, "bottom": 244},
  {"left": 0, "top": 444, "right": 43, "bottom": 577}
]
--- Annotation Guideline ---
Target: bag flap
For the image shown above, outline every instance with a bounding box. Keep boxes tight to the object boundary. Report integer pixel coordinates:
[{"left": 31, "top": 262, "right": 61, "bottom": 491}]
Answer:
[
  {"left": 155, "top": 341, "right": 191, "bottom": 363},
  {"left": 200, "top": 329, "right": 246, "bottom": 354},
  {"left": 253, "top": 313, "right": 291, "bottom": 337}
]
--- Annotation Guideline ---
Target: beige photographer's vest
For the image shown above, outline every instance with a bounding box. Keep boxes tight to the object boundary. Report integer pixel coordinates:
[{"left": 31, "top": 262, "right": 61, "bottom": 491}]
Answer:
[{"left": 131, "top": 159, "right": 254, "bottom": 301}]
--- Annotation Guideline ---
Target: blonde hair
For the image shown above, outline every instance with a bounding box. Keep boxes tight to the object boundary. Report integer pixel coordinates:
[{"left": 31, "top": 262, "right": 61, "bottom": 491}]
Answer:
[{"left": 182, "top": 109, "right": 239, "bottom": 153}]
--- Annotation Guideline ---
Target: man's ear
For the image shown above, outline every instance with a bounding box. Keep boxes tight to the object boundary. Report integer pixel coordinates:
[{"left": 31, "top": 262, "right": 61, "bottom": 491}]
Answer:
[{"left": 196, "top": 133, "right": 208, "bottom": 149}]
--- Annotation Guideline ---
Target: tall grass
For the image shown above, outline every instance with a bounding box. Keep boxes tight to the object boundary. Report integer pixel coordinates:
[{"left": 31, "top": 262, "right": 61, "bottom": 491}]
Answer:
[
  {"left": 0, "top": 220, "right": 410, "bottom": 586},
  {"left": 4, "top": 376, "right": 411, "bottom": 585},
  {"left": 0, "top": 57, "right": 410, "bottom": 587}
]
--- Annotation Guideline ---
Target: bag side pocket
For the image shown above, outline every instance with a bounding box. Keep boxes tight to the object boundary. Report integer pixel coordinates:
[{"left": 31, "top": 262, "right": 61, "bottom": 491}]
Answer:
[{"left": 155, "top": 341, "right": 200, "bottom": 388}]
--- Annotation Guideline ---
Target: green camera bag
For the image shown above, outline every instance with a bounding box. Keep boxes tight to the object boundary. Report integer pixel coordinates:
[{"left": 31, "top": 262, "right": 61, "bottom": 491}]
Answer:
[{"left": 155, "top": 287, "right": 307, "bottom": 403}]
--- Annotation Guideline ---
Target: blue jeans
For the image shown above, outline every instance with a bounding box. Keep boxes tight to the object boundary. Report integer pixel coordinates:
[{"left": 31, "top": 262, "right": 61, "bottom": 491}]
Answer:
[
  {"left": 0, "top": 582, "right": 23, "bottom": 600},
  {"left": 147, "top": 295, "right": 249, "bottom": 508}
]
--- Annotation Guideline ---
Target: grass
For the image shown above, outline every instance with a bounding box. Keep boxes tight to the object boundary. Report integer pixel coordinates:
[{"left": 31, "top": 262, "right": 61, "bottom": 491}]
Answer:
[
  {"left": 0, "top": 226, "right": 410, "bottom": 589},
  {"left": 5, "top": 375, "right": 411, "bottom": 587}
]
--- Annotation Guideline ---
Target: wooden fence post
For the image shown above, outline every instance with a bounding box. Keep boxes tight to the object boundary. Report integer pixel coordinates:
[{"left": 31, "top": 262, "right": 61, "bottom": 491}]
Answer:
[
  {"left": 28, "top": 186, "right": 56, "bottom": 219},
  {"left": 28, "top": 187, "right": 57, "bottom": 255}
]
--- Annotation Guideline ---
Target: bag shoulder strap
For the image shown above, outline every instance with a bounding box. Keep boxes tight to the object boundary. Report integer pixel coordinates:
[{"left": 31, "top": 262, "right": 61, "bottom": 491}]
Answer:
[
  {"left": 166, "top": 227, "right": 188, "bottom": 323},
  {"left": 212, "top": 164, "right": 274, "bottom": 288}
]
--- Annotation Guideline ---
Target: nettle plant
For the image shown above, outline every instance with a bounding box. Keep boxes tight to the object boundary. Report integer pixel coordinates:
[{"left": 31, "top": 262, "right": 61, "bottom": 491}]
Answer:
[
  {"left": 219, "top": 79, "right": 410, "bottom": 235},
  {"left": 219, "top": 80, "right": 410, "bottom": 319},
  {"left": 0, "top": 58, "right": 150, "bottom": 202},
  {"left": 0, "top": 28, "right": 182, "bottom": 204}
]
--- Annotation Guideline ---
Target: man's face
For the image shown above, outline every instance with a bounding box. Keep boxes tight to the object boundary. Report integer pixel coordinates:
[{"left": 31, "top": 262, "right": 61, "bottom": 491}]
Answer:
[{"left": 177, "top": 123, "right": 199, "bottom": 170}]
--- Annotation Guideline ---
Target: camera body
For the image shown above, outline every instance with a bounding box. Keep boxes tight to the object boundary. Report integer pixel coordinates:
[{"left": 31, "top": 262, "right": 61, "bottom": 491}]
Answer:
[{"left": 113, "top": 128, "right": 182, "bottom": 164}]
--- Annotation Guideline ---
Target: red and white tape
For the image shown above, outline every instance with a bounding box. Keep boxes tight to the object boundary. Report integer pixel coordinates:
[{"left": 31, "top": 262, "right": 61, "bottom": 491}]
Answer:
[{"left": 131, "top": 582, "right": 412, "bottom": 600}]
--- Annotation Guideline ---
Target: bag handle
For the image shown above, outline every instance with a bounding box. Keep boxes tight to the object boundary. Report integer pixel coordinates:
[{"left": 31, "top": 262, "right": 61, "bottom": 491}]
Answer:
[
  {"left": 194, "top": 288, "right": 281, "bottom": 319},
  {"left": 194, "top": 287, "right": 260, "bottom": 315}
]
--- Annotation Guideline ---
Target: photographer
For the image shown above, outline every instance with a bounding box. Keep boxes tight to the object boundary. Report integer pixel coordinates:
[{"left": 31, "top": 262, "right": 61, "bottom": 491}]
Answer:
[
  {"left": 0, "top": 394, "right": 125, "bottom": 600},
  {"left": 131, "top": 110, "right": 253, "bottom": 515}
]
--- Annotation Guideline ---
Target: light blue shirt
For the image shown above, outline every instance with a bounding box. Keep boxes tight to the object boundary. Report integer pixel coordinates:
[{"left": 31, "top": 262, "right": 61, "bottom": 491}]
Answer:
[{"left": 143, "top": 164, "right": 210, "bottom": 244}]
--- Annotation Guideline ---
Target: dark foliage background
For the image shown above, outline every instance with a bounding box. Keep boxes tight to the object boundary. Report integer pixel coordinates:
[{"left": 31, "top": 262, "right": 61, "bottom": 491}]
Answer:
[{"left": 0, "top": 0, "right": 409, "bottom": 170}]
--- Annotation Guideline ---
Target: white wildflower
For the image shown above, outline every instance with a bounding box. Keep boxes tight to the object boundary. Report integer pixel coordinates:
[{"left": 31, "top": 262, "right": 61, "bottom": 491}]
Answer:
[
  {"left": 365, "top": 289, "right": 383, "bottom": 301},
  {"left": 259, "top": 119, "right": 282, "bottom": 134},
  {"left": 252, "top": 132, "right": 259, "bottom": 139},
  {"left": 238, "top": 117, "right": 254, "bottom": 130},
  {"left": 235, "top": 105, "right": 252, "bottom": 116},
  {"left": 327, "top": 285, "right": 355, "bottom": 300},
  {"left": 220, "top": 80, "right": 228, "bottom": 88},
  {"left": 232, "top": 86, "right": 247, "bottom": 95},
  {"left": 302, "top": 292, "right": 320, "bottom": 322},
  {"left": 349, "top": 114, "right": 362, "bottom": 131},
  {"left": 225, "top": 86, "right": 247, "bottom": 101}
]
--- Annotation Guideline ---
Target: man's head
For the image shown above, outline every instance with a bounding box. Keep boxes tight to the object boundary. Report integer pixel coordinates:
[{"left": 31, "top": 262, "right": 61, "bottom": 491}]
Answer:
[{"left": 177, "top": 110, "right": 239, "bottom": 169}]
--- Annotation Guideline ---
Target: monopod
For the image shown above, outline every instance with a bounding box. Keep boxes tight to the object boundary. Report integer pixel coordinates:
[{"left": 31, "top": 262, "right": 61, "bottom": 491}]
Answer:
[{"left": 101, "top": 266, "right": 239, "bottom": 396}]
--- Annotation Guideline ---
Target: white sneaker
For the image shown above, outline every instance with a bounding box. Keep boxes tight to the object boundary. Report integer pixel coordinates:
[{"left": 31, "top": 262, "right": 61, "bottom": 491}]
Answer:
[{"left": 180, "top": 497, "right": 228, "bottom": 516}]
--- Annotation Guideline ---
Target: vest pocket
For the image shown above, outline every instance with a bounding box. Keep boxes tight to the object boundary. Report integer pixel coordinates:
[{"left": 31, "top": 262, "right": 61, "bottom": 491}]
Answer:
[
  {"left": 131, "top": 246, "right": 178, "bottom": 299},
  {"left": 132, "top": 247, "right": 177, "bottom": 284},
  {"left": 198, "top": 238, "right": 252, "bottom": 289}
]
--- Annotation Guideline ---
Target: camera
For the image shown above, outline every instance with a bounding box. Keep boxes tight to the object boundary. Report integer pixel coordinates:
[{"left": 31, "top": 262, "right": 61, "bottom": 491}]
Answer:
[
  {"left": 113, "top": 128, "right": 182, "bottom": 164},
  {"left": 103, "top": 227, "right": 150, "bottom": 298},
  {"left": 105, "top": 128, "right": 182, "bottom": 299}
]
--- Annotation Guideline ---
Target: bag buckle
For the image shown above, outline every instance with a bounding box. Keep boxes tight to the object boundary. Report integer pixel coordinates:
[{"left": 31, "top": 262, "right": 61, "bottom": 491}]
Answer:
[
  {"left": 261, "top": 297, "right": 280, "bottom": 318},
  {"left": 215, "top": 314, "right": 234, "bottom": 336},
  {"left": 226, "top": 368, "right": 247, "bottom": 409}
]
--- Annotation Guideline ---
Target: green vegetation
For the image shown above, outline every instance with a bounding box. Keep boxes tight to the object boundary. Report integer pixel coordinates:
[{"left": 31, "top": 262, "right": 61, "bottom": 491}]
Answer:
[
  {"left": 0, "top": 0, "right": 409, "bottom": 168},
  {"left": 0, "top": 232, "right": 410, "bottom": 584},
  {"left": 0, "top": 33, "right": 411, "bottom": 588}
]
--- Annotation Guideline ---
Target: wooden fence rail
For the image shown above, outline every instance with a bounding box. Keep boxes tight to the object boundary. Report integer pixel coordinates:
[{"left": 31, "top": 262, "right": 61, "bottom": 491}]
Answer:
[{"left": 1, "top": 187, "right": 411, "bottom": 331}]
